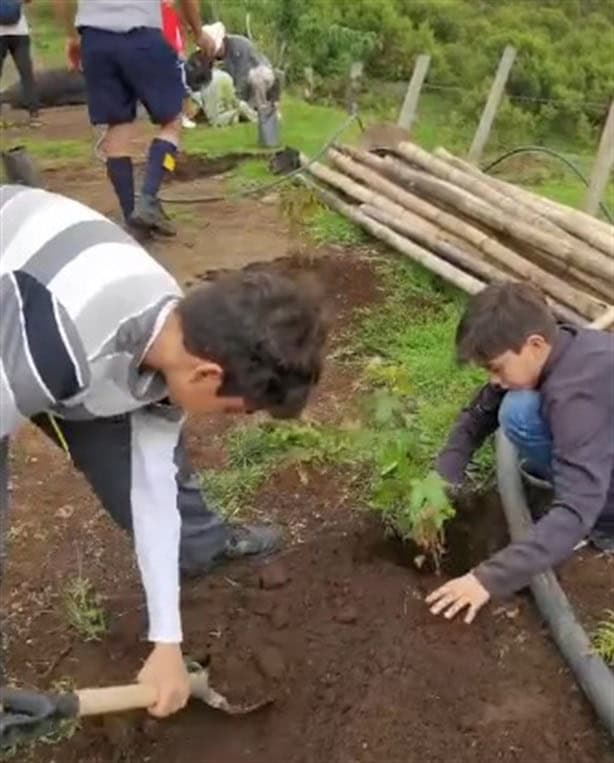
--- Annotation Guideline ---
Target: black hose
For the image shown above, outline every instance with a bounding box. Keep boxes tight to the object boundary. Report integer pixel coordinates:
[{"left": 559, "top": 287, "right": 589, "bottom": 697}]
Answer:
[
  {"left": 496, "top": 430, "right": 614, "bottom": 736},
  {"left": 482, "top": 145, "right": 614, "bottom": 223}
]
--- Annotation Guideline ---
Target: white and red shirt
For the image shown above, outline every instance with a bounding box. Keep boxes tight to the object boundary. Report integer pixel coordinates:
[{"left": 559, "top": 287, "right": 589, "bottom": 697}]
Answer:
[{"left": 161, "top": 1, "right": 185, "bottom": 57}]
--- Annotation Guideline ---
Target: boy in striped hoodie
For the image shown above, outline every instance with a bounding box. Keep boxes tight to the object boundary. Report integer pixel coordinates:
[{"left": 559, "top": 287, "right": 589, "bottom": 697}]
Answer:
[{"left": 0, "top": 185, "right": 327, "bottom": 718}]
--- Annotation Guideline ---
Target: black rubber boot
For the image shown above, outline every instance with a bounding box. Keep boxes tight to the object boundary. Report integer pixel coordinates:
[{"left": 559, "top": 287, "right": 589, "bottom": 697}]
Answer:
[
  {"left": 1, "top": 146, "right": 43, "bottom": 187},
  {"left": 223, "top": 524, "right": 282, "bottom": 560},
  {"left": 130, "top": 193, "right": 176, "bottom": 237}
]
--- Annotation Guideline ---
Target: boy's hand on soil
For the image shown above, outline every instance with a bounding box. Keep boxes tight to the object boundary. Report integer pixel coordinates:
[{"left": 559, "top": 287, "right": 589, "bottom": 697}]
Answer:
[
  {"left": 426, "top": 573, "right": 490, "bottom": 624},
  {"left": 138, "top": 643, "right": 191, "bottom": 718}
]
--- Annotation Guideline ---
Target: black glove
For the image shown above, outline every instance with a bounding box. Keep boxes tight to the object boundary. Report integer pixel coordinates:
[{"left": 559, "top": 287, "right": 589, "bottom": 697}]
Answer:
[{"left": 0, "top": 687, "right": 78, "bottom": 749}]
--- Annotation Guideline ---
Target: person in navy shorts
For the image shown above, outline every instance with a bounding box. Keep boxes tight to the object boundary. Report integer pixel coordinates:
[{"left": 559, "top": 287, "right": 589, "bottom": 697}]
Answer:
[{"left": 53, "top": 0, "right": 215, "bottom": 236}]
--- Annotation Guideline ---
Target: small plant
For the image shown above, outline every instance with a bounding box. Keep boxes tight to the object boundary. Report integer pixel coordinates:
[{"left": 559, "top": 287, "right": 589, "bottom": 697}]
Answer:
[
  {"left": 357, "top": 362, "right": 456, "bottom": 568},
  {"left": 592, "top": 611, "right": 614, "bottom": 665},
  {"left": 373, "top": 466, "right": 456, "bottom": 571},
  {"left": 64, "top": 577, "right": 107, "bottom": 642}
]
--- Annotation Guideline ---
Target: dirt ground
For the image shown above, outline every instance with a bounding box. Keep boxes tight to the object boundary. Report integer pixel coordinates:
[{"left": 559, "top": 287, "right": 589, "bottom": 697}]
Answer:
[{"left": 2, "top": 107, "right": 613, "bottom": 762}]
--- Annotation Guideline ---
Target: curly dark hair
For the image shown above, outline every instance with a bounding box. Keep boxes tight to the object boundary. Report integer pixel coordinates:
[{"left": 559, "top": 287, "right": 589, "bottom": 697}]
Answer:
[
  {"left": 456, "top": 281, "right": 557, "bottom": 365},
  {"left": 177, "top": 270, "right": 328, "bottom": 418}
]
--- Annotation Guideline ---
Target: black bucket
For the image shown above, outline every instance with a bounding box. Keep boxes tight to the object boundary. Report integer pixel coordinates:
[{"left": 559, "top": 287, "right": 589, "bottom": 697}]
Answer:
[{"left": 257, "top": 104, "right": 280, "bottom": 149}]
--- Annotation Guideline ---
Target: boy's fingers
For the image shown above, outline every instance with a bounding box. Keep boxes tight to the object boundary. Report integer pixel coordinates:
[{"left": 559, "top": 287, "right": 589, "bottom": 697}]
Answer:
[
  {"left": 464, "top": 603, "right": 480, "bottom": 625},
  {"left": 444, "top": 597, "right": 469, "bottom": 620},
  {"left": 425, "top": 584, "right": 452, "bottom": 604},
  {"left": 429, "top": 591, "right": 457, "bottom": 615}
]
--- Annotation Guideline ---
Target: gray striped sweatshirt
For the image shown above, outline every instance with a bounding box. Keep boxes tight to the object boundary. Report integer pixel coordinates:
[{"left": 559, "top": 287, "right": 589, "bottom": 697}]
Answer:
[{"left": 0, "top": 185, "right": 184, "bottom": 643}]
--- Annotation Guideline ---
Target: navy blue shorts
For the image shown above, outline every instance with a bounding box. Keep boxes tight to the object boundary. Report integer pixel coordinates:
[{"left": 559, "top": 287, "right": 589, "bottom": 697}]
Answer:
[{"left": 80, "top": 27, "right": 184, "bottom": 126}]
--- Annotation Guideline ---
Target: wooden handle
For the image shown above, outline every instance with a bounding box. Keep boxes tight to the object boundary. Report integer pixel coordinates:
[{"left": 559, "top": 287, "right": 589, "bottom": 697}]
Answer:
[
  {"left": 77, "top": 684, "right": 158, "bottom": 717},
  {"left": 76, "top": 673, "right": 205, "bottom": 717}
]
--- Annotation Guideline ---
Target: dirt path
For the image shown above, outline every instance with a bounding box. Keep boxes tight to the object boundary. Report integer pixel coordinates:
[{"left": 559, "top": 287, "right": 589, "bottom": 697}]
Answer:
[{"left": 1, "top": 107, "right": 612, "bottom": 763}]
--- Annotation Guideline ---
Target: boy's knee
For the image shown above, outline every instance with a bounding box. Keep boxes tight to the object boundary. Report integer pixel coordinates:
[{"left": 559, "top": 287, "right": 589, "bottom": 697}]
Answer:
[
  {"left": 498, "top": 390, "right": 542, "bottom": 437},
  {"left": 104, "top": 123, "right": 135, "bottom": 157},
  {"left": 158, "top": 114, "right": 182, "bottom": 144}
]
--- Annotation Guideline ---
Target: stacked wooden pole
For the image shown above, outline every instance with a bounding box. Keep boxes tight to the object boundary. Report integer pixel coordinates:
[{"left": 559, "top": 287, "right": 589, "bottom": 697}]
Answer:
[{"left": 300, "top": 141, "right": 614, "bottom": 329}]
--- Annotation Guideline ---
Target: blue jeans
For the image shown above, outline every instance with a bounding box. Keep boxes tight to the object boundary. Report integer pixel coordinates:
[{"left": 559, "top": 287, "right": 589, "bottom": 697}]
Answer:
[
  {"left": 499, "top": 390, "right": 614, "bottom": 549},
  {"left": 498, "top": 390, "right": 552, "bottom": 480}
]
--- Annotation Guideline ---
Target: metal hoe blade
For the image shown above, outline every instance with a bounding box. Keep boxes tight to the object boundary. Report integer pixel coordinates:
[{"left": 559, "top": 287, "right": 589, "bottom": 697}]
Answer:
[{"left": 189, "top": 668, "right": 273, "bottom": 716}]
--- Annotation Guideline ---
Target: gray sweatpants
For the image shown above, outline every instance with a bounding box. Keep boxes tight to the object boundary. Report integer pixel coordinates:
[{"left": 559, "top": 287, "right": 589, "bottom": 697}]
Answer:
[
  {"left": 0, "top": 414, "right": 231, "bottom": 579},
  {"left": 0, "top": 35, "right": 39, "bottom": 116}
]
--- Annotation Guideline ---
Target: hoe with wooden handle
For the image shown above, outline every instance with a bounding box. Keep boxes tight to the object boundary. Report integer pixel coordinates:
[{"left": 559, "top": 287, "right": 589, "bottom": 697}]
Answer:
[{"left": 1, "top": 667, "right": 272, "bottom": 749}]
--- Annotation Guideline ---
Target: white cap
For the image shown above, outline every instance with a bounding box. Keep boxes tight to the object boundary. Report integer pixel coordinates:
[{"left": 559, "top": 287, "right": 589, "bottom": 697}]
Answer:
[{"left": 201, "top": 22, "right": 226, "bottom": 55}]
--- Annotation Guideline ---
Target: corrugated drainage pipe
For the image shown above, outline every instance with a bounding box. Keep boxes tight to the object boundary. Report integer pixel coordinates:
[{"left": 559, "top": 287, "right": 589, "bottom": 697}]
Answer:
[{"left": 496, "top": 430, "right": 614, "bottom": 737}]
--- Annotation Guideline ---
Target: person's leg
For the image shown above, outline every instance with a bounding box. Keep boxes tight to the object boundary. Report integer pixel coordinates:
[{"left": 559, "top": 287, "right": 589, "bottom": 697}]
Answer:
[
  {"left": 0, "top": 36, "right": 11, "bottom": 124},
  {"left": 247, "top": 65, "right": 275, "bottom": 110},
  {"left": 9, "top": 35, "right": 39, "bottom": 123},
  {"left": 178, "top": 58, "right": 196, "bottom": 129},
  {"left": 79, "top": 28, "right": 137, "bottom": 224},
  {"left": 498, "top": 390, "right": 552, "bottom": 480},
  {"left": 499, "top": 391, "right": 613, "bottom": 552},
  {"left": 0, "top": 36, "right": 8, "bottom": 76},
  {"left": 102, "top": 124, "right": 136, "bottom": 223},
  {"left": 119, "top": 29, "right": 184, "bottom": 236},
  {"left": 30, "top": 414, "right": 277, "bottom": 573}
]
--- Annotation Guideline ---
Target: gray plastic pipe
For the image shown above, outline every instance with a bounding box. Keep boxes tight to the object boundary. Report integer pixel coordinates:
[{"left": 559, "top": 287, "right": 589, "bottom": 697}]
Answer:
[{"left": 496, "top": 430, "right": 614, "bottom": 737}]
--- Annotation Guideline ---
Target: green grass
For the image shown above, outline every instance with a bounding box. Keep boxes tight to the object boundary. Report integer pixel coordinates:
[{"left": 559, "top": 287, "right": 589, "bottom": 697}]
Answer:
[
  {"left": 29, "top": 3, "right": 66, "bottom": 67},
  {"left": 0, "top": 137, "right": 92, "bottom": 184},
  {"left": 202, "top": 420, "right": 352, "bottom": 517},
  {"left": 183, "top": 95, "right": 363, "bottom": 159},
  {"left": 306, "top": 206, "right": 367, "bottom": 246},
  {"left": 18, "top": 137, "right": 91, "bottom": 162},
  {"left": 351, "top": 259, "right": 490, "bottom": 475},
  {"left": 63, "top": 577, "right": 107, "bottom": 642},
  {"left": 592, "top": 611, "right": 614, "bottom": 665},
  {"left": 526, "top": 177, "right": 614, "bottom": 220},
  {"left": 2, "top": 136, "right": 92, "bottom": 162},
  {"left": 227, "top": 157, "right": 274, "bottom": 193}
]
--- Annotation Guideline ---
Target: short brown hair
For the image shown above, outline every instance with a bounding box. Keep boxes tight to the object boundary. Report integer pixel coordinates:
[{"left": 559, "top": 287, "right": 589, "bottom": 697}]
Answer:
[
  {"left": 455, "top": 281, "right": 557, "bottom": 365},
  {"left": 177, "top": 270, "right": 328, "bottom": 418}
]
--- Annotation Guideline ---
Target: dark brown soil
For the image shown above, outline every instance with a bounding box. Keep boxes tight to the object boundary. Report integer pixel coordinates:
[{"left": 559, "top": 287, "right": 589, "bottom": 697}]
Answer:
[
  {"left": 172, "top": 152, "right": 270, "bottom": 182},
  {"left": 1, "top": 106, "right": 612, "bottom": 763}
]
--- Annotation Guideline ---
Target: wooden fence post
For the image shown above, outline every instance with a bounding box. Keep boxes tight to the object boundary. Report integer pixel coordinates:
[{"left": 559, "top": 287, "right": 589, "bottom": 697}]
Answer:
[
  {"left": 304, "top": 66, "right": 315, "bottom": 101},
  {"left": 584, "top": 100, "right": 614, "bottom": 216},
  {"left": 346, "top": 61, "right": 364, "bottom": 114},
  {"left": 467, "top": 45, "right": 517, "bottom": 165},
  {"left": 397, "top": 54, "right": 431, "bottom": 131}
]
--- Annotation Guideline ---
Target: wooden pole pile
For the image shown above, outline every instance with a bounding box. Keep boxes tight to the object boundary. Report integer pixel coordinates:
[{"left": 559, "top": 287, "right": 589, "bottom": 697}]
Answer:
[{"left": 299, "top": 141, "right": 614, "bottom": 328}]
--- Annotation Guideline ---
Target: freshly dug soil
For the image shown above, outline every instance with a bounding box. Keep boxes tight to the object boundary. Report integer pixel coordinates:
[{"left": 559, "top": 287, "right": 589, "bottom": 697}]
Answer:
[{"left": 7, "top": 466, "right": 611, "bottom": 763}]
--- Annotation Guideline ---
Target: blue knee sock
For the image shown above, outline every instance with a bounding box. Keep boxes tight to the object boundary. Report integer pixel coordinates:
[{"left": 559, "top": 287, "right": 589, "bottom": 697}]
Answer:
[
  {"left": 142, "top": 138, "right": 177, "bottom": 198},
  {"left": 106, "top": 157, "right": 134, "bottom": 221}
]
